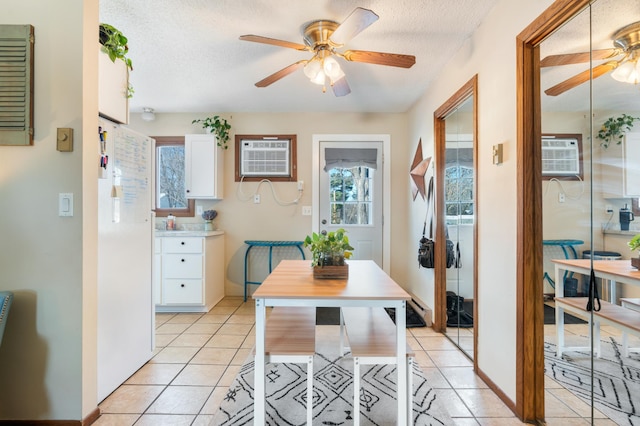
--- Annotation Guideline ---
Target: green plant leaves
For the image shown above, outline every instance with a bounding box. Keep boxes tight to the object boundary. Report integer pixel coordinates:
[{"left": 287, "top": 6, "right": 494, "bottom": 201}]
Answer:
[
  {"left": 597, "top": 114, "right": 640, "bottom": 148},
  {"left": 303, "top": 228, "right": 354, "bottom": 266},
  {"left": 191, "top": 115, "right": 231, "bottom": 149}
]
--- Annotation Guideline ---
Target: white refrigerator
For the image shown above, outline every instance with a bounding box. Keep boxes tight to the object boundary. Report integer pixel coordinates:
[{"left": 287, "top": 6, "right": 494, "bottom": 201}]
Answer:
[{"left": 97, "top": 118, "right": 155, "bottom": 402}]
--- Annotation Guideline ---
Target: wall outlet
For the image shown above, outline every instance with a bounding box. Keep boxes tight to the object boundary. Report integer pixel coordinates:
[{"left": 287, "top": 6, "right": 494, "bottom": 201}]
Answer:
[
  {"left": 254, "top": 194, "right": 261, "bottom": 204},
  {"left": 558, "top": 193, "right": 565, "bottom": 203},
  {"left": 302, "top": 206, "right": 312, "bottom": 216},
  {"left": 298, "top": 180, "right": 304, "bottom": 191},
  {"left": 606, "top": 204, "right": 613, "bottom": 213},
  {"left": 196, "top": 205, "right": 203, "bottom": 215}
]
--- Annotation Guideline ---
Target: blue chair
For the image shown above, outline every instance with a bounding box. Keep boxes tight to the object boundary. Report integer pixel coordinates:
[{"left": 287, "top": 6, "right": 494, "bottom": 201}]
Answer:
[{"left": 0, "top": 291, "right": 13, "bottom": 346}]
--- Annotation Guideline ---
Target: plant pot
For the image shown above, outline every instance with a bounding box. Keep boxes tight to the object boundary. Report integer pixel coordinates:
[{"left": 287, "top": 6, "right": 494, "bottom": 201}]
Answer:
[
  {"left": 204, "top": 221, "right": 214, "bottom": 231},
  {"left": 631, "top": 257, "right": 640, "bottom": 270},
  {"left": 313, "top": 264, "right": 349, "bottom": 279}
]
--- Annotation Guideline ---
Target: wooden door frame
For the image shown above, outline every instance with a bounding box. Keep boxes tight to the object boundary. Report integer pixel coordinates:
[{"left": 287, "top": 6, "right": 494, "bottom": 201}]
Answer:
[{"left": 516, "top": 0, "right": 591, "bottom": 422}]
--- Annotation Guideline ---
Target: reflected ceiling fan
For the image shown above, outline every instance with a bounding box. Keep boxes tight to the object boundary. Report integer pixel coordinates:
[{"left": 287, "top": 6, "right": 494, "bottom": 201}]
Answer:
[
  {"left": 239, "top": 7, "right": 416, "bottom": 97},
  {"left": 542, "top": 21, "right": 640, "bottom": 96}
]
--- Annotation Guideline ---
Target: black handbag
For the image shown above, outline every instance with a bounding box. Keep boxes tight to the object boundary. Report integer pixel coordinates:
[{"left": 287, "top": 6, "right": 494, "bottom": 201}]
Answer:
[{"left": 418, "top": 177, "right": 435, "bottom": 268}]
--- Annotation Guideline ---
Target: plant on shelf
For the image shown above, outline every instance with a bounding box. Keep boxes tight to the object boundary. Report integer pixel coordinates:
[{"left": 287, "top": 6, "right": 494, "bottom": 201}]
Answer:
[
  {"left": 597, "top": 114, "right": 640, "bottom": 148},
  {"left": 202, "top": 209, "right": 218, "bottom": 231},
  {"left": 191, "top": 115, "right": 232, "bottom": 149},
  {"left": 99, "top": 23, "right": 133, "bottom": 71},
  {"left": 304, "top": 228, "right": 354, "bottom": 268}
]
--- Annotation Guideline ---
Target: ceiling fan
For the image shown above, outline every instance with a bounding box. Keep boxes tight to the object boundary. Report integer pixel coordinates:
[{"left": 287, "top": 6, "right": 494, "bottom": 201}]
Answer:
[
  {"left": 239, "top": 7, "right": 416, "bottom": 97},
  {"left": 542, "top": 21, "right": 640, "bottom": 96}
]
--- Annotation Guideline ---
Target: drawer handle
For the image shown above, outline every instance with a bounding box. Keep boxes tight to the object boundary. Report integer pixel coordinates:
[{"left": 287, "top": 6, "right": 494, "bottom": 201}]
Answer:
[
  {"left": 180, "top": 283, "right": 185, "bottom": 288},
  {"left": 181, "top": 258, "right": 185, "bottom": 262},
  {"left": 181, "top": 241, "right": 185, "bottom": 245}
]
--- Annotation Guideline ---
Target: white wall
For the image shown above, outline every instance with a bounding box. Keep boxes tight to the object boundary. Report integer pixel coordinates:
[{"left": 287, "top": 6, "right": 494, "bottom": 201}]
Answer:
[
  {"left": 1, "top": 0, "right": 99, "bottom": 420},
  {"left": 406, "top": 0, "right": 554, "bottom": 403},
  {"left": 128, "top": 112, "right": 411, "bottom": 297}
]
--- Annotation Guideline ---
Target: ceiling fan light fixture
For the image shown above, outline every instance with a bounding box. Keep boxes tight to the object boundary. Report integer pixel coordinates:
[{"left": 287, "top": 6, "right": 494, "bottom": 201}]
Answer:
[
  {"left": 323, "top": 56, "right": 343, "bottom": 79},
  {"left": 611, "top": 59, "right": 640, "bottom": 84},
  {"left": 141, "top": 107, "right": 155, "bottom": 121}
]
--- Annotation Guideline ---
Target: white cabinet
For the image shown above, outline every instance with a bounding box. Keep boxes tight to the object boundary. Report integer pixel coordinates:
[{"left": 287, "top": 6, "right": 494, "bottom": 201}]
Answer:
[
  {"left": 155, "top": 232, "right": 225, "bottom": 312},
  {"left": 98, "top": 47, "right": 129, "bottom": 124},
  {"left": 599, "top": 133, "right": 640, "bottom": 198},
  {"left": 185, "top": 134, "right": 224, "bottom": 199}
]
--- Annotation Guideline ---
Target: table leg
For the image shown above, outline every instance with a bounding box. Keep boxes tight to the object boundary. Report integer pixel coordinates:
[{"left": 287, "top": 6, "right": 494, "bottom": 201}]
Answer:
[
  {"left": 611, "top": 279, "right": 617, "bottom": 304},
  {"left": 396, "top": 300, "right": 407, "bottom": 424},
  {"left": 254, "top": 298, "right": 266, "bottom": 425}
]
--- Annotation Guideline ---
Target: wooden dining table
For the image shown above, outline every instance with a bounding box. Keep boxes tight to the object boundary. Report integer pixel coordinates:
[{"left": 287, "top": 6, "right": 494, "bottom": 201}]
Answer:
[{"left": 253, "top": 259, "right": 411, "bottom": 425}]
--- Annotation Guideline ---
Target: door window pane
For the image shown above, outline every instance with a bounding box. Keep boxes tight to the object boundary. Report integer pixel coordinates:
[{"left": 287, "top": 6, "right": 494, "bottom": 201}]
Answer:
[
  {"left": 328, "top": 166, "right": 373, "bottom": 225},
  {"left": 154, "top": 136, "right": 194, "bottom": 217}
]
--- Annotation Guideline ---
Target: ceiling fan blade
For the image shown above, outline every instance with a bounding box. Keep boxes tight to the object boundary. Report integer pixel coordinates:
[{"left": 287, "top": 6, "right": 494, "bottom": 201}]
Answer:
[
  {"left": 343, "top": 50, "right": 415, "bottom": 68},
  {"left": 239, "top": 34, "right": 308, "bottom": 51},
  {"left": 331, "top": 76, "right": 351, "bottom": 97},
  {"left": 255, "top": 60, "right": 307, "bottom": 87},
  {"left": 540, "top": 48, "right": 620, "bottom": 67},
  {"left": 544, "top": 61, "right": 617, "bottom": 96},
  {"left": 330, "top": 7, "right": 379, "bottom": 46}
]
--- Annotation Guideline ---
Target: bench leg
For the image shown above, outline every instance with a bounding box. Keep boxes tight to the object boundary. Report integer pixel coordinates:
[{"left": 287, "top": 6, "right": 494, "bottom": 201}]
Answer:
[
  {"left": 407, "top": 356, "right": 414, "bottom": 426},
  {"left": 556, "top": 304, "right": 565, "bottom": 357},
  {"left": 306, "top": 356, "right": 313, "bottom": 425},
  {"left": 354, "top": 357, "right": 360, "bottom": 426}
]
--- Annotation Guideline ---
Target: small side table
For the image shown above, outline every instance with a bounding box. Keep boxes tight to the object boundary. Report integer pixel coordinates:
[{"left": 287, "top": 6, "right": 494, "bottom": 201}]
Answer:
[{"left": 244, "top": 240, "right": 306, "bottom": 301}]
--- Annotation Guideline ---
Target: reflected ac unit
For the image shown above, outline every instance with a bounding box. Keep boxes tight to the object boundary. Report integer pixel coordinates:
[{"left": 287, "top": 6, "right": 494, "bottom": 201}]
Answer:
[{"left": 541, "top": 136, "right": 580, "bottom": 176}]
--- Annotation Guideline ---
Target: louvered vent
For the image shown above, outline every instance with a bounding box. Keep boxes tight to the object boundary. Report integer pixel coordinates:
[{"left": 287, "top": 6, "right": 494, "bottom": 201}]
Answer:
[{"left": 0, "top": 25, "right": 34, "bottom": 146}]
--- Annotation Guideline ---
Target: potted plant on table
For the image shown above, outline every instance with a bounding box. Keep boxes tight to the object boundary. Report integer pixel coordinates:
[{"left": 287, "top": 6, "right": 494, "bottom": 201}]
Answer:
[
  {"left": 628, "top": 234, "right": 640, "bottom": 269},
  {"left": 191, "top": 115, "right": 232, "bottom": 149},
  {"left": 304, "top": 228, "right": 354, "bottom": 279}
]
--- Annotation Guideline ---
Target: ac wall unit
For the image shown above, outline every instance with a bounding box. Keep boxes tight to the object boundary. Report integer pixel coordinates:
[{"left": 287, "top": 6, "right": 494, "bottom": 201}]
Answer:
[
  {"left": 541, "top": 136, "right": 580, "bottom": 176},
  {"left": 240, "top": 138, "right": 290, "bottom": 177}
]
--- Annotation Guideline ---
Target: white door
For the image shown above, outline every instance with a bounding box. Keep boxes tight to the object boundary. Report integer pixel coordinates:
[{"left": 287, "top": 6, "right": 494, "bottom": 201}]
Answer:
[{"left": 318, "top": 140, "right": 384, "bottom": 267}]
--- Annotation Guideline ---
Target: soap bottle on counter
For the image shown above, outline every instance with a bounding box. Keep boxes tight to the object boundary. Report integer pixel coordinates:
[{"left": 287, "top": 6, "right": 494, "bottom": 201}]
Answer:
[{"left": 166, "top": 214, "right": 176, "bottom": 230}]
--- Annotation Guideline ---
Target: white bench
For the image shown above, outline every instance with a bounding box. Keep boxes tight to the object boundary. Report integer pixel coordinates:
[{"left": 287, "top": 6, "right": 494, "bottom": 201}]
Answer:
[
  {"left": 555, "top": 297, "right": 640, "bottom": 357},
  {"left": 341, "top": 307, "right": 414, "bottom": 426},
  {"left": 261, "top": 307, "right": 316, "bottom": 425}
]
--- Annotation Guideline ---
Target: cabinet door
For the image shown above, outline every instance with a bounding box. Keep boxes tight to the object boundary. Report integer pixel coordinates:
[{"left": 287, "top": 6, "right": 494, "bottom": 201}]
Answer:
[
  {"left": 185, "top": 134, "right": 223, "bottom": 199},
  {"left": 624, "top": 133, "right": 640, "bottom": 197}
]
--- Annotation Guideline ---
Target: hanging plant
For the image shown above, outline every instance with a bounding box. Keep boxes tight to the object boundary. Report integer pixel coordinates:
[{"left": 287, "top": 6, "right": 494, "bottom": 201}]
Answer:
[
  {"left": 99, "top": 23, "right": 133, "bottom": 71},
  {"left": 192, "top": 115, "right": 232, "bottom": 149},
  {"left": 597, "top": 114, "right": 640, "bottom": 148}
]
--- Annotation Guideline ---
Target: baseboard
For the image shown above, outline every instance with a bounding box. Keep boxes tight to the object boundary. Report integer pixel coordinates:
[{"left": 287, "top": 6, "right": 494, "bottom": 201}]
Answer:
[
  {"left": 475, "top": 367, "right": 521, "bottom": 420},
  {"left": 408, "top": 293, "right": 433, "bottom": 326},
  {"left": 0, "top": 407, "right": 100, "bottom": 426}
]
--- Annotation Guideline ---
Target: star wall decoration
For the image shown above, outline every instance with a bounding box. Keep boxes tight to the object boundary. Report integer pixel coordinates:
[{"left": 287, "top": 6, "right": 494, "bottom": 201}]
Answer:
[{"left": 410, "top": 139, "right": 431, "bottom": 201}]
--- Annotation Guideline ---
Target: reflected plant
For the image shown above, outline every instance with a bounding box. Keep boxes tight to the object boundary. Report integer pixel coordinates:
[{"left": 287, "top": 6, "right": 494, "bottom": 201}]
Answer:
[{"left": 597, "top": 114, "right": 640, "bottom": 148}]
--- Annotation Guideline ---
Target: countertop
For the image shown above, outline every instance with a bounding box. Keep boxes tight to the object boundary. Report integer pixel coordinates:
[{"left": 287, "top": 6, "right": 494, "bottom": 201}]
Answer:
[{"left": 155, "top": 230, "right": 224, "bottom": 237}]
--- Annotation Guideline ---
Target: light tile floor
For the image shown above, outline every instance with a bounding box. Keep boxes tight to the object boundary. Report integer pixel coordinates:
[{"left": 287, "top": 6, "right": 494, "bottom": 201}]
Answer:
[{"left": 94, "top": 297, "right": 617, "bottom": 425}]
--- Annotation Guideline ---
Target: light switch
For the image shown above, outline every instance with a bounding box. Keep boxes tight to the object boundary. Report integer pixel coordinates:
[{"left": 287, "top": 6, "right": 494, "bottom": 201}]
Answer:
[
  {"left": 492, "top": 143, "right": 503, "bottom": 165},
  {"left": 59, "top": 193, "right": 73, "bottom": 217},
  {"left": 57, "top": 128, "right": 74, "bottom": 152}
]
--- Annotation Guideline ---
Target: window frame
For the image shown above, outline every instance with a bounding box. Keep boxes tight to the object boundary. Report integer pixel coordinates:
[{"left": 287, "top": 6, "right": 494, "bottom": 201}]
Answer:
[{"left": 153, "top": 136, "right": 195, "bottom": 218}]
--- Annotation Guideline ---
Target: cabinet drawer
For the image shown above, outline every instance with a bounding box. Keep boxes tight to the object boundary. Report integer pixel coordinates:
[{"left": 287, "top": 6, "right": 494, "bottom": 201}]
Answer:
[
  {"left": 162, "top": 237, "right": 203, "bottom": 254},
  {"left": 162, "top": 279, "right": 203, "bottom": 304},
  {"left": 162, "top": 254, "right": 203, "bottom": 279}
]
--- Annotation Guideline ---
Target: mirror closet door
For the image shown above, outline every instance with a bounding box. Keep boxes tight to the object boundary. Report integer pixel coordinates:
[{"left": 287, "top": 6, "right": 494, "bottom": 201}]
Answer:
[
  {"left": 441, "top": 92, "right": 475, "bottom": 359},
  {"left": 540, "top": 0, "right": 640, "bottom": 422}
]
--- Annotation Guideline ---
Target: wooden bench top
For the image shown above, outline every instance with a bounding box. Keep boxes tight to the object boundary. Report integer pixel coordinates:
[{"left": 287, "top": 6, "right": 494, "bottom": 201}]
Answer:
[
  {"left": 265, "top": 307, "right": 316, "bottom": 356},
  {"left": 556, "top": 297, "right": 640, "bottom": 334},
  {"left": 342, "top": 307, "right": 414, "bottom": 358}
]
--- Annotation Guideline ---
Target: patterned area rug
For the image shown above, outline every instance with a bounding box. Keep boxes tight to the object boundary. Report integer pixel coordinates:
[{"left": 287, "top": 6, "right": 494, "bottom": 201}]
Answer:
[
  {"left": 545, "top": 337, "right": 640, "bottom": 425},
  {"left": 212, "top": 327, "right": 452, "bottom": 425}
]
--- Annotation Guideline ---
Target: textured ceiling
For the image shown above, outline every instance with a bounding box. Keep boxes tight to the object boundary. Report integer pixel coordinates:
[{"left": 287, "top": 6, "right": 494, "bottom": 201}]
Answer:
[{"left": 99, "top": 0, "right": 499, "bottom": 114}]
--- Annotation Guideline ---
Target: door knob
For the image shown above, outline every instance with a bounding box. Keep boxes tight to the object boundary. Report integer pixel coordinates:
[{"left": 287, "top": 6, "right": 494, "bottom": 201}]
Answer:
[
  {"left": 321, "top": 230, "right": 327, "bottom": 235},
  {"left": 321, "top": 219, "right": 327, "bottom": 224}
]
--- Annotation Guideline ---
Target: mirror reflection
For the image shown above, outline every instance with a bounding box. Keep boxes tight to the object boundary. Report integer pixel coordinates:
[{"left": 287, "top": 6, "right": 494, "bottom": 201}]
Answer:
[
  {"left": 540, "top": 0, "right": 640, "bottom": 422},
  {"left": 442, "top": 93, "right": 475, "bottom": 359}
]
